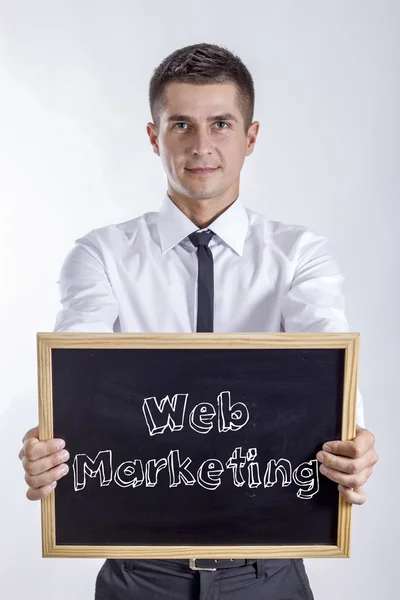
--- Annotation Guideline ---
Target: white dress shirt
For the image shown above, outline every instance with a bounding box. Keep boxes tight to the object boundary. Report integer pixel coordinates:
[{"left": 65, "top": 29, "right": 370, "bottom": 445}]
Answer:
[{"left": 54, "top": 190, "right": 365, "bottom": 427}]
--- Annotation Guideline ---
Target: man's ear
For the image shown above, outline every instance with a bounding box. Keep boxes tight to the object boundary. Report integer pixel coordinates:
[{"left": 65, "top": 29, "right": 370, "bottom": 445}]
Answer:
[
  {"left": 245, "top": 121, "right": 260, "bottom": 157},
  {"left": 147, "top": 122, "right": 160, "bottom": 156}
]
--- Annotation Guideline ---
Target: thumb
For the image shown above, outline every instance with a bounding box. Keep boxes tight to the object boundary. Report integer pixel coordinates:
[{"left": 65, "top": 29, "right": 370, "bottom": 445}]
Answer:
[{"left": 22, "top": 425, "right": 39, "bottom": 444}]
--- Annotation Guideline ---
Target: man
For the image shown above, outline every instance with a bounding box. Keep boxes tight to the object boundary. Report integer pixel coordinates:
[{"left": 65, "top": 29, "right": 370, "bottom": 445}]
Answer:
[{"left": 19, "top": 43, "right": 378, "bottom": 599}]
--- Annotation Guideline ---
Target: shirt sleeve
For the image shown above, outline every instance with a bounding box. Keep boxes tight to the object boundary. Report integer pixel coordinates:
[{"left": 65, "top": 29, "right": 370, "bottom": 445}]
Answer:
[
  {"left": 281, "top": 229, "right": 365, "bottom": 428},
  {"left": 53, "top": 233, "right": 119, "bottom": 333}
]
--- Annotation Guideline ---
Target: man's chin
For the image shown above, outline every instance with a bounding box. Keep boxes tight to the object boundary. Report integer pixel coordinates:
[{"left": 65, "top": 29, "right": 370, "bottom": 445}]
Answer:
[
  {"left": 183, "top": 188, "right": 223, "bottom": 201},
  {"left": 179, "top": 181, "right": 226, "bottom": 200}
]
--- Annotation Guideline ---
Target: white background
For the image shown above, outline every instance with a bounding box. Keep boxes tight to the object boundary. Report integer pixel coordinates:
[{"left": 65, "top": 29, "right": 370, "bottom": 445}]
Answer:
[{"left": 0, "top": 1, "right": 398, "bottom": 598}]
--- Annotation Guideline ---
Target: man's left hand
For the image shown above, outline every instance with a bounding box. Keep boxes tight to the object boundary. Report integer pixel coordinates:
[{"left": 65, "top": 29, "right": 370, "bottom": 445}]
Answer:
[{"left": 316, "top": 425, "right": 378, "bottom": 505}]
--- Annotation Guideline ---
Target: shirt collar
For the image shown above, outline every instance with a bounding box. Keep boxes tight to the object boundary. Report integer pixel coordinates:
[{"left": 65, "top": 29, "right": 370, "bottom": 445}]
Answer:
[{"left": 157, "top": 191, "right": 249, "bottom": 256}]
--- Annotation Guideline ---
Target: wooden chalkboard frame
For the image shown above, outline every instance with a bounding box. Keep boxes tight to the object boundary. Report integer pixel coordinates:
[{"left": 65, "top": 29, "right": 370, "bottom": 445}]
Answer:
[{"left": 37, "top": 332, "right": 359, "bottom": 559}]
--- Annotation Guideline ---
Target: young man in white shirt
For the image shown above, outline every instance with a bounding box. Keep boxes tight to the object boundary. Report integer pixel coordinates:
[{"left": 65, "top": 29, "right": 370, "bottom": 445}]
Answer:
[{"left": 19, "top": 42, "right": 378, "bottom": 599}]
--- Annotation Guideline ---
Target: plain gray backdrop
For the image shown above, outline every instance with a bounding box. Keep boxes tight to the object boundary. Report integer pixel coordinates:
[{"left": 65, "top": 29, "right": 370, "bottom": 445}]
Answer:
[{"left": 1, "top": 1, "right": 398, "bottom": 598}]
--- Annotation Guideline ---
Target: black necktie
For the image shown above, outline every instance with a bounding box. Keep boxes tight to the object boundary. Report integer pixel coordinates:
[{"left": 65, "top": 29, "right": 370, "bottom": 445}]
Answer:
[{"left": 188, "top": 230, "right": 215, "bottom": 332}]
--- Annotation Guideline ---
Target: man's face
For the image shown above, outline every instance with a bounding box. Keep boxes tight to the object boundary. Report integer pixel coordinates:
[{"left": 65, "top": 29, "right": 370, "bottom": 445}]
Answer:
[{"left": 147, "top": 82, "right": 258, "bottom": 202}]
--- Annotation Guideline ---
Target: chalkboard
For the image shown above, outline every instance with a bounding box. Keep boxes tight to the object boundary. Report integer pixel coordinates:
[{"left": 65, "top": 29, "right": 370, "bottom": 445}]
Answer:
[{"left": 37, "top": 333, "right": 359, "bottom": 559}]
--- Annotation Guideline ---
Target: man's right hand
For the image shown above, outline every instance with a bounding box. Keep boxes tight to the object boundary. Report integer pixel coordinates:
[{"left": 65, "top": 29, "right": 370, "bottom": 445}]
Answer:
[{"left": 18, "top": 426, "right": 70, "bottom": 500}]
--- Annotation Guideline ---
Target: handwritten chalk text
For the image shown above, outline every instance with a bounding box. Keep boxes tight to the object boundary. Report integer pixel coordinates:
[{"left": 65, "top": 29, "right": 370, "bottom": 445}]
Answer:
[{"left": 72, "top": 447, "right": 319, "bottom": 499}]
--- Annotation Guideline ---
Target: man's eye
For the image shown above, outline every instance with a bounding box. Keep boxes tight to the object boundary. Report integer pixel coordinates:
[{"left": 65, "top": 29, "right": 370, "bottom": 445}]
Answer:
[{"left": 173, "top": 122, "right": 228, "bottom": 130}]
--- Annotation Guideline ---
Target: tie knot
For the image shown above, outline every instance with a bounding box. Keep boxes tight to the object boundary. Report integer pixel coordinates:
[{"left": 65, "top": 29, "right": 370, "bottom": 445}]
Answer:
[{"left": 188, "top": 229, "right": 214, "bottom": 248}]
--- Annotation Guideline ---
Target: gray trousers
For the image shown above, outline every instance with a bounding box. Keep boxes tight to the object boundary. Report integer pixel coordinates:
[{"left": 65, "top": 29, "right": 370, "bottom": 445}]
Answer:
[{"left": 94, "top": 558, "right": 314, "bottom": 599}]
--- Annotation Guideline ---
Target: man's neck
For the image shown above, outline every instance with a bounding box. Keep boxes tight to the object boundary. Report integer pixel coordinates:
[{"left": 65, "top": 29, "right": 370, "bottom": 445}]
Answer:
[{"left": 167, "top": 187, "right": 239, "bottom": 229}]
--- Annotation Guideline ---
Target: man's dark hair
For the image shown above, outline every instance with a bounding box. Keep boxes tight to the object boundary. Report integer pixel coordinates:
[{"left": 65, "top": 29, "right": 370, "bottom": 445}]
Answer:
[{"left": 149, "top": 43, "right": 255, "bottom": 133}]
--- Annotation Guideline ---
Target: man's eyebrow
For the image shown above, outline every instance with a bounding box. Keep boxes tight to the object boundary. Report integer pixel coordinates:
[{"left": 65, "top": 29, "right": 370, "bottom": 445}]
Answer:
[{"left": 167, "top": 113, "right": 238, "bottom": 123}]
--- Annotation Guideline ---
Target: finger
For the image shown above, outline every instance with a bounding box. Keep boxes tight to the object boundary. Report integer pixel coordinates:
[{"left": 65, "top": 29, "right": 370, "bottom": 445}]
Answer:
[
  {"left": 322, "top": 439, "right": 359, "bottom": 459},
  {"left": 316, "top": 447, "right": 376, "bottom": 475},
  {"left": 19, "top": 426, "right": 41, "bottom": 460},
  {"left": 22, "top": 448, "right": 70, "bottom": 476},
  {"left": 22, "top": 426, "right": 39, "bottom": 444},
  {"left": 24, "top": 461, "right": 69, "bottom": 490},
  {"left": 338, "top": 484, "right": 366, "bottom": 505},
  {"left": 23, "top": 437, "right": 65, "bottom": 462},
  {"left": 26, "top": 481, "right": 58, "bottom": 501},
  {"left": 319, "top": 463, "right": 373, "bottom": 488},
  {"left": 323, "top": 428, "right": 375, "bottom": 459}
]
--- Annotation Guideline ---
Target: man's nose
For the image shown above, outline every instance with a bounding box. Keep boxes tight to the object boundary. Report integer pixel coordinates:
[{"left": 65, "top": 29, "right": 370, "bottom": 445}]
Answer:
[{"left": 190, "top": 129, "right": 213, "bottom": 156}]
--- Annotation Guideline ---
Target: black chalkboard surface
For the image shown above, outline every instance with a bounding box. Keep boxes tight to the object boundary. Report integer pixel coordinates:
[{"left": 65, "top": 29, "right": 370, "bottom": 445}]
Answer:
[{"left": 37, "top": 333, "right": 359, "bottom": 558}]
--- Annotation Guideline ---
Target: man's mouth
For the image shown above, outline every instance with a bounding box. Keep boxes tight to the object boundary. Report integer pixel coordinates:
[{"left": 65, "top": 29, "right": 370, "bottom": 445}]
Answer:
[{"left": 186, "top": 167, "right": 219, "bottom": 174}]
